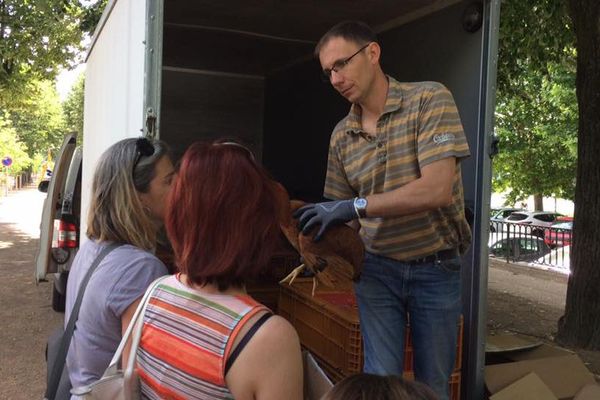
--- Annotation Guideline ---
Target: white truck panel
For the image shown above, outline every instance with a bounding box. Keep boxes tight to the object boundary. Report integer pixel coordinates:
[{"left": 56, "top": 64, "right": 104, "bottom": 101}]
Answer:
[{"left": 81, "top": 0, "right": 147, "bottom": 238}]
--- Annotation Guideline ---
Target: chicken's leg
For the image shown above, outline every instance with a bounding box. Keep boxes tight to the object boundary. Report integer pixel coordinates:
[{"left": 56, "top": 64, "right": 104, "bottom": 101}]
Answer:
[{"left": 279, "top": 264, "right": 306, "bottom": 286}]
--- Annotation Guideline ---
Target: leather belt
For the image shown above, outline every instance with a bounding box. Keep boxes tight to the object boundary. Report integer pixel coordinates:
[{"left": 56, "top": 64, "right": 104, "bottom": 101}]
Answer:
[{"left": 406, "top": 248, "right": 460, "bottom": 265}]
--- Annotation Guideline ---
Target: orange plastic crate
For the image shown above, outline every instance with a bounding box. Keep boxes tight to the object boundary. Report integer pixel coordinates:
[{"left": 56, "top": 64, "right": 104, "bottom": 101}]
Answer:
[
  {"left": 278, "top": 280, "right": 463, "bottom": 378},
  {"left": 403, "top": 371, "right": 461, "bottom": 400},
  {"left": 279, "top": 280, "right": 363, "bottom": 376},
  {"left": 314, "top": 355, "right": 461, "bottom": 400},
  {"left": 246, "top": 281, "right": 280, "bottom": 312},
  {"left": 260, "top": 248, "right": 301, "bottom": 282}
]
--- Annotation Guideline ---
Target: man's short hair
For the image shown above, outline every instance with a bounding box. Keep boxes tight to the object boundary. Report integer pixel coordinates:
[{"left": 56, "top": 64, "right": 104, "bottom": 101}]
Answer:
[{"left": 315, "top": 21, "right": 378, "bottom": 57}]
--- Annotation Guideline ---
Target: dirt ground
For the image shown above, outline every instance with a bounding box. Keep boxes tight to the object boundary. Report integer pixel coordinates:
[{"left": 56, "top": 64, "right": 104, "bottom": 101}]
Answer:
[
  {"left": 486, "top": 259, "right": 600, "bottom": 378},
  {"left": 0, "top": 223, "right": 62, "bottom": 399},
  {"left": 0, "top": 187, "right": 598, "bottom": 399}
]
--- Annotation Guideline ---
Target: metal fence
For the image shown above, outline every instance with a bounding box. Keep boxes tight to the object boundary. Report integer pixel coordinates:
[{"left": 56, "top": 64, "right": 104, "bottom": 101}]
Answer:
[{"left": 488, "top": 221, "right": 571, "bottom": 270}]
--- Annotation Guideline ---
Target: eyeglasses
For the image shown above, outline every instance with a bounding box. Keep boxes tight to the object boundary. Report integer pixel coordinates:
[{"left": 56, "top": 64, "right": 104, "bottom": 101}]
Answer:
[
  {"left": 321, "top": 42, "right": 371, "bottom": 82},
  {"left": 132, "top": 137, "right": 155, "bottom": 177}
]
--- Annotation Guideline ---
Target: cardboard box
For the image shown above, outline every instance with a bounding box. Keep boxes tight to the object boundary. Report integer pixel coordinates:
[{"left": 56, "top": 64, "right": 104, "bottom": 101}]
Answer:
[
  {"left": 485, "top": 354, "right": 596, "bottom": 399},
  {"left": 574, "top": 383, "right": 600, "bottom": 400},
  {"left": 505, "top": 343, "right": 575, "bottom": 362},
  {"left": 486, "top": 333, "right": 542, "bottom": 354},
  {"left": 490, "top": 372, "right": 557, "bottom": 400}
]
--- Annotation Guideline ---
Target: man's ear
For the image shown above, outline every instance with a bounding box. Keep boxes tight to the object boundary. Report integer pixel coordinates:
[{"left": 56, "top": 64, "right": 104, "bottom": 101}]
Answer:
[{"left": 367, "top": 42, "right": 381, "bottom": 64}]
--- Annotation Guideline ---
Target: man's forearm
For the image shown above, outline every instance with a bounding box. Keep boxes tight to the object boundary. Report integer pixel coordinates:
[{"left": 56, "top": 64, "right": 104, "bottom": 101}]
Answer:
[{"left": 365, "top": 157, "right": 456, "bottom": 218}]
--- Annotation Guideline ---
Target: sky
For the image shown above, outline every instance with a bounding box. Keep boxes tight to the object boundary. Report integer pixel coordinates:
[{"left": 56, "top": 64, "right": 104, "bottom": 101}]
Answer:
[
  {"left": 55, "top": 31, "right": 92, "bottom": 101},
  {"left": 56, "top": 63, "right": 86, "bottom": 102}
]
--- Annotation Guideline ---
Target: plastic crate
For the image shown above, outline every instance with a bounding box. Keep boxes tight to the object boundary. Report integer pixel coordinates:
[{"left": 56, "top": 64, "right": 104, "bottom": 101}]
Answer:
[
  {"left": 247, "top": 248, "right": 301, "bottom": 311},
  {"left": 279, "top": 280, "right": 363, "bottom": 376},
  {"left": 258, "top": 246, "right": 301, "bottom": 283},
  {"left": 279, "top": 280, "right": 463, "bottom": 377},
  {"left": 246, "top": 281, "right": 280, "bottom": 312},
  {"left": 403, "top": 371, "right": 461, "bottom": 400}
]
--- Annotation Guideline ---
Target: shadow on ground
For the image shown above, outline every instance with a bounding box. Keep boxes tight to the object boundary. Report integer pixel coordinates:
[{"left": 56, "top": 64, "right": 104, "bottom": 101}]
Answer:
[
  {"left": 487, "top": 262, "right": 600, "bottom": 377},
  {"left": 0, "top": 222, "right": 62, "bottom": 400}
]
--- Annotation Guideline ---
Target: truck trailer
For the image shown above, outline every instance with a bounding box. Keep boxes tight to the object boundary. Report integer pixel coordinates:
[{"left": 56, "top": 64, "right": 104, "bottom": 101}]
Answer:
[{"left": 42, "top": 1, "right": 501, "bottom": 398}]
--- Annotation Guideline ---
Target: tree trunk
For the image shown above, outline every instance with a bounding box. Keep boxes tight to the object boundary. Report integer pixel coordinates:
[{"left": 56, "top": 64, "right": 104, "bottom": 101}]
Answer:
[
  {"left": 533, "top": 194, "right": 544, "bottom": 211},
  {"left": 557, "top": 0, "right": 600, "bottom": 349}
]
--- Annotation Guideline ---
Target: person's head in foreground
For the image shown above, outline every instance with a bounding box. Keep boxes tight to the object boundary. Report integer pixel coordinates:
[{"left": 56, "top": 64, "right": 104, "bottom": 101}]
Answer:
[{"left": 321, "top": 373, "right": 439, "bottom": 400}]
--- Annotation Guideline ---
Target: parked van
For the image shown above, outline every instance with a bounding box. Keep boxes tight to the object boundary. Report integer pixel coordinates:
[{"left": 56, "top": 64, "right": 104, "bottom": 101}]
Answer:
[
  {"left": 35, "top": 133, "right": 82, "bottom": 311},
  {"left": 37, "top": 1, "right": 501, "bottom": 397}
]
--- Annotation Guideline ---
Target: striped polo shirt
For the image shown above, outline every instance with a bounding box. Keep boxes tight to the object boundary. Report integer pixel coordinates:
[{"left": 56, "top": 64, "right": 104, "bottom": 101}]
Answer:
[
  {"left": 136, "top": 274, "right": 269, "bottom": 400},
  {"left": 324, "top": 77, "right": 472, "bottom": 261}
]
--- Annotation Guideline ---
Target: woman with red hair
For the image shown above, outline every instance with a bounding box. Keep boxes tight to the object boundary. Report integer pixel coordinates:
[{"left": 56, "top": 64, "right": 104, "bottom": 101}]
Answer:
[{"left": 136, "top": 140, "right": 303, "bottom": 400}]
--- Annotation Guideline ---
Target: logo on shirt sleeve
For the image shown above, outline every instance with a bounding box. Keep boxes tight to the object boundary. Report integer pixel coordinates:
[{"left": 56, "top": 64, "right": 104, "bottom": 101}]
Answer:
[{"left": 433, "top": 133, "right": 456, "bottom": 145}]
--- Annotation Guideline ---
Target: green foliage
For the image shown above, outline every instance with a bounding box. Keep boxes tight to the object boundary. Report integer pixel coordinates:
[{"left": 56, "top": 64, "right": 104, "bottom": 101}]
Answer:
[
  {"left": 63, "top": 72, "right": 84, "bottom": 136},
  {"left": 0, "top": 0, "right": 83, "bottom": 106},
  {"left": 497, "top": 0, "right": 574, "bottom": 95},
  {"left": 0, "top": 0, "right": 107, "bottom": 108},
  {"left": 494, "top": 0, "right": 577, "bottom": 203},
  {"left": 9, "top": 80, "right": 66, "bottom": 158},
  {"left": 0, "top": 0, "right": 106, "bottom": 174},
  {"left": 0, "top": 113, "right": 31, "bottom": 174},
  {"left": 80, "top": 0, "right": 108, "bottom": 34}
]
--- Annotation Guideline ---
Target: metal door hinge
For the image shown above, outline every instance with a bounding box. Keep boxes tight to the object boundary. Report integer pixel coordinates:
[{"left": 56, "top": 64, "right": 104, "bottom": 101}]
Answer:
[{"left": 145, "top": 108, "right": 157, "bottom": 138}]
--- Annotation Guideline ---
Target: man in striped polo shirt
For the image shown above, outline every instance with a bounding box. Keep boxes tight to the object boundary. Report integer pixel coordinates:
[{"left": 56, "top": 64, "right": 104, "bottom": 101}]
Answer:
[{"left": 295, "top": 21, "right": 471, "bottom": 400}]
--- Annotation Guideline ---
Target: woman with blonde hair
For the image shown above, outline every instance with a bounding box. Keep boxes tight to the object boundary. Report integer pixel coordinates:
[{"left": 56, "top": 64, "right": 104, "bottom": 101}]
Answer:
[{"left": 64, "top": 137, "right": 175, "bottom": 394}]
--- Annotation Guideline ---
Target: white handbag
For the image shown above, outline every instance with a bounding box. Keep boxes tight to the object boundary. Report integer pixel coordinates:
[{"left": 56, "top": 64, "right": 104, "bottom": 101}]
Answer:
[{"left": 70, "top": 276, "right": 168, "bottom": 400}]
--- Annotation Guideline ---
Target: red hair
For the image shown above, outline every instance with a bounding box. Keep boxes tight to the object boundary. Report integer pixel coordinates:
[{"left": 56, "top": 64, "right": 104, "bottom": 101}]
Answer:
[{"left": 166, "top": 141, "right": 284, "bottom": 290}]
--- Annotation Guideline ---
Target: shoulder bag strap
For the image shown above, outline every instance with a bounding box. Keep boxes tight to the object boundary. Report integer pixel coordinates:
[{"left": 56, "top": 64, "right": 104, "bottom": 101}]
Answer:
[
  {"left": 102, "top": 275, "right": 169, "bottom": 378},
  {"left": 45, "top": 242, "right": 122, "bottom": 400}
]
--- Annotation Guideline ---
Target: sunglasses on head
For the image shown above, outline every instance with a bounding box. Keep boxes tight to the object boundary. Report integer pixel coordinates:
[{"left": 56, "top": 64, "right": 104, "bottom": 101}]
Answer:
[{"left": 132, "top": 137, "right": 155, "bottom": 176}]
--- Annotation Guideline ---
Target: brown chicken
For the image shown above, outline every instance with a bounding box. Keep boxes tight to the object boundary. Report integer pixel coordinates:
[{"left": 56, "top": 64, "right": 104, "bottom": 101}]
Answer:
[{"left": 277, "top": 192, "right": 365, "bottom": 295}]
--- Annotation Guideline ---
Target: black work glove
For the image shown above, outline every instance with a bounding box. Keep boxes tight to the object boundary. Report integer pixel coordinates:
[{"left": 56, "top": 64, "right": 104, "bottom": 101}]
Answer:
[{"left": 294, "top": 199, "right": 357, "bottom": 242}]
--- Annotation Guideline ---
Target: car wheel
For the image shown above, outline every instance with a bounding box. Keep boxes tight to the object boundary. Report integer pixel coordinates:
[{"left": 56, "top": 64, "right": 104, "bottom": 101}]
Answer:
[
  {"left": 52, "top": 284, "right": 66, "bottom": 312},
  {"left": 51, "top": 272, "right": 68, "bottom": 313}
]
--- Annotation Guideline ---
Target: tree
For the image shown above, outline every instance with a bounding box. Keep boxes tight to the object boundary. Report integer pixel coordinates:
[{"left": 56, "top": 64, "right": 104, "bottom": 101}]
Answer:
[
  {"left": 494, "top": 0, "right": 577, "bottom": 208},
  {"left": 80, "top": 0, "right": 108, "bottom": 34},
  {"left": 0, "top": 0, "right": 106, "bottom": 108},
  {"left": 0, "top": 113, "right": 31, "bottom": 174},
  {"left": 9, "top": 80, "right": 66, "bottom": 157},
  {"left": 63, "top": 72, "right": 84, "bottom": 136},
  {"left": 557, "top": 0, "right": 600, "bottom": 350},
  {"left": 494, "top": 59, "right": 577, "bottom": 205},
  {"left": 0, "top": 0, "right": 84, "bottom": 106}
]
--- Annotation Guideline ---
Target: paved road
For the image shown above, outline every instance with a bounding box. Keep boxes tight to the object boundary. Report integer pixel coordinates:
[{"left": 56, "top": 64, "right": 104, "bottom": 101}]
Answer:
[
  {"left": 488, "top": 258, "right": 567, "bottom": 311},
  {"left": 0, "top": 185, "right": 46, "bottom": 236},
  {"left": 0, "top": 187, "right": 62, "bottom": 400}
]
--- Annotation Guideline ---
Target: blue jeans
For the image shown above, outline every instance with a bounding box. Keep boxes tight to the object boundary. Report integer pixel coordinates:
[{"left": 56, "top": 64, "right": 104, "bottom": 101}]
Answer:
[{"left": 354, "top": 252, "right": 462, "bottom": 400}]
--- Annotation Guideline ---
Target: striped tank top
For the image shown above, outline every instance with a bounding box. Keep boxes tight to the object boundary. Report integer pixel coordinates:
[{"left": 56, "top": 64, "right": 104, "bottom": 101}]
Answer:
[{"left": 136, "top": 274, "right": 270, "bottom": 399}]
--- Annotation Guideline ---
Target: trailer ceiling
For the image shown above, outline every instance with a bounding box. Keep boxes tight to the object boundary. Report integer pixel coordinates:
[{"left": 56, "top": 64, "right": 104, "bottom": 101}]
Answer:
[{"left": 162, "top": 0, "right": 461, "bottom": 76}]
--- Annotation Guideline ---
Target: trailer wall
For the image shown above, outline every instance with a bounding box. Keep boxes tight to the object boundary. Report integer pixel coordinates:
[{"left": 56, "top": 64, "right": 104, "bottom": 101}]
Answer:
[{"left": 82, "top": 0, "right": 147, "bottom": 236}]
